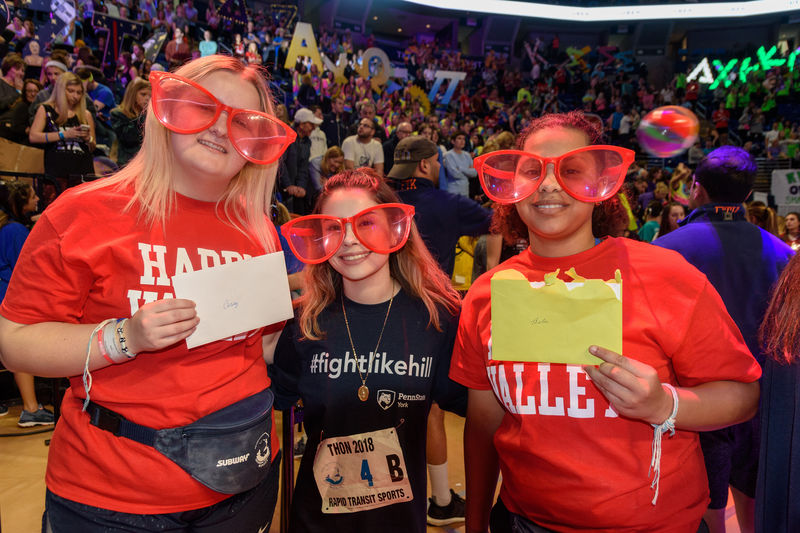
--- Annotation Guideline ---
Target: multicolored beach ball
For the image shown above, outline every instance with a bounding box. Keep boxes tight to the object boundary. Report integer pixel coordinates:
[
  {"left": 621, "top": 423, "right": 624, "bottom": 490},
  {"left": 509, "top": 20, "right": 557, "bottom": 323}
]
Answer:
[{"left": 636, "top": 106, "right": 700, "bottom": 158}]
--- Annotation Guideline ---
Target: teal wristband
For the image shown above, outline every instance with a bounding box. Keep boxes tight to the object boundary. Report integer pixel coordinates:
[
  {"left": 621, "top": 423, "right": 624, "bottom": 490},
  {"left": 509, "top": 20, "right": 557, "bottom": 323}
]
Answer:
[{"left": 58, "top": 131, "right": 65, "bottom": 141}]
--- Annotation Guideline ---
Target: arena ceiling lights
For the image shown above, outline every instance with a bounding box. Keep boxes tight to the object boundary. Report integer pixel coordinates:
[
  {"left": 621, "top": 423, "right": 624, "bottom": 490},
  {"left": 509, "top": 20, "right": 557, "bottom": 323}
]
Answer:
[{"left": 400, "top": 0, "right": 800, "bottom": 22}]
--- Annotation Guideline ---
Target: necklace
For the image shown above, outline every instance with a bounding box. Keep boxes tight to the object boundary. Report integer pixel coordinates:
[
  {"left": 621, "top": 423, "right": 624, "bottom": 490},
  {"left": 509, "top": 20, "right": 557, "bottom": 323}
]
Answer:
[{"left": 342, "top": 284, "right": 395, "bottom": 402}]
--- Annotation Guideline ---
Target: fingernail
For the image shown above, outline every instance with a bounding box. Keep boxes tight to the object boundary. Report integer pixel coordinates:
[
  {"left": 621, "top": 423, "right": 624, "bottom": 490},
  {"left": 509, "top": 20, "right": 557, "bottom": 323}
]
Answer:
[{"left": 589, "top": 345, "right": 598, "bottom": 354}]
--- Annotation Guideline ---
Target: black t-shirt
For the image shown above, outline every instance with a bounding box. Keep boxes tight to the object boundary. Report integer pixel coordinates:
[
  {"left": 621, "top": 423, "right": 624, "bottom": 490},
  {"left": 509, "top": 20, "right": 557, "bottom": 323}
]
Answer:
[
  {"left": 41, "top": 104, "right": 94, "bottom": 181},
  {"left": 270, "top": 289, "right": 466, "bottom": 533}
]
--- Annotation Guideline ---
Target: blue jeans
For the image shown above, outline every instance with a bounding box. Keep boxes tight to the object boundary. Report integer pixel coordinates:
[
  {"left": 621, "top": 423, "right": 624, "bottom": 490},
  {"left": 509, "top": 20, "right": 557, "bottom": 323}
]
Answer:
[{"left": 44, "top": 454, "right": 280, "bottom": 532}]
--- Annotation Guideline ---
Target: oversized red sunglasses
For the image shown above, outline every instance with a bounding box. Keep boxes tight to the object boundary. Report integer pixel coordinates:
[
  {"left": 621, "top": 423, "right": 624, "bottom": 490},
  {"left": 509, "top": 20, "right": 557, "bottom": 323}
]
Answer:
[
  {"left": 149, "top": 71, "right": 296, "bottom": 164},
  {"left": 280, "top": 204, "right": 416, "bottom": 264},
  {"left": 474, "top": 145, "right": 634, "bottom": 204}
]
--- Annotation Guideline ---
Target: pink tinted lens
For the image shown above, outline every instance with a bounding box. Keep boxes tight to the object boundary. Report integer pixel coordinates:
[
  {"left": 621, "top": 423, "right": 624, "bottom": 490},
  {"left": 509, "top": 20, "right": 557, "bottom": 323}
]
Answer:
[
  {"left": 353, "top": 206, "right": 412, "bottom": 253},
  {"left": 229, "top": 110, "right": 286, "bottom": 163},
  {"left": 481, "top": 153, "right": 542, "bottom": 203},
  {"left": 154, "top": 77, "right": 217, "bottom": 131},
  {"left": 286, "top": 218, "right": 344, "bottom": 262},
  {"left": 559, "top": 149, "right": 624, "bottom": 200}
]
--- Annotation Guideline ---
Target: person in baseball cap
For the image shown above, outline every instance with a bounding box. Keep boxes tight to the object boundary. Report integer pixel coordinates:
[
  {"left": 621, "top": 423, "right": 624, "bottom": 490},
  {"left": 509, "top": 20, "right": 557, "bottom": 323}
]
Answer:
[
  {"left": 387, "top": 135, "right": 439, "bottom": 180},
  {"left": 294, "top": 107, "right": 322, "bottom": 126}
]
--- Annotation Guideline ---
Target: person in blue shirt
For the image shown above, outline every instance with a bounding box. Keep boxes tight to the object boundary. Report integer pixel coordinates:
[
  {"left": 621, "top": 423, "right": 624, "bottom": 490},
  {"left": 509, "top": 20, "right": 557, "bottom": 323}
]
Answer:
[
  {"left": 654, "top": 146, "right": 794, "bottom": 533},
  {"left": 77, "top": 67, "right": 117, "bottom": 148},
  {"left": 199, "top": 30, "right": 218, "bottom": 57},
  {"left": 0, "top": 181, "right": 55, "bottom": 427}
]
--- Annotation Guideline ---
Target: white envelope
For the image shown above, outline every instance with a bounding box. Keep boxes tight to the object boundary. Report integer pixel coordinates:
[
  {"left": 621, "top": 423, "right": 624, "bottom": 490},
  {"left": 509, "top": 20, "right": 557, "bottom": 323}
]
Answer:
[{"left": 171, "top": 252, "right": 294, "bottom": 349}]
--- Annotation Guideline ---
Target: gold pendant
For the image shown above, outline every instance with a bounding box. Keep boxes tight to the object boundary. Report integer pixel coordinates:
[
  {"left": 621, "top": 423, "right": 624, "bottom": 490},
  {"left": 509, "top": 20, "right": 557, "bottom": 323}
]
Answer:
[{"left": 358, "top": 385, "right": 369, "bottom": 402}]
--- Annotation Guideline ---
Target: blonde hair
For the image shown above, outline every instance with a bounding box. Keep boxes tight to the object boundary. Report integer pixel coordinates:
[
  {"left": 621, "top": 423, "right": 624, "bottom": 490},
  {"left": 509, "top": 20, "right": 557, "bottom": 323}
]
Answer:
[
  {"left": 320, "top": 146, "right": 344, "bottom": 176},
  {"left": 117, "top": 77, "right": 151, "bottom": 118},
  {"left": 82, "top": 55, "right": 280, "bottom": 253},
  {"left": 45, "top": 72, "right": 87, "bottom": 125},
  {"left": 747, "top": 201, "right": 779, "bottom": 235}
]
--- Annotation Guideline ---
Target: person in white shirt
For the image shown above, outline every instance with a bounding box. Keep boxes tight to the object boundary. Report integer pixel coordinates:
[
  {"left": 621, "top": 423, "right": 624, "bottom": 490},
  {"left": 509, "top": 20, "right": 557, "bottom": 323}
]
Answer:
[
  {"left": 342, "top": 118, "right": 384, "bottom": 175},
  {"left": 308, "top": 106, "right": 327, "bottom": 161}
]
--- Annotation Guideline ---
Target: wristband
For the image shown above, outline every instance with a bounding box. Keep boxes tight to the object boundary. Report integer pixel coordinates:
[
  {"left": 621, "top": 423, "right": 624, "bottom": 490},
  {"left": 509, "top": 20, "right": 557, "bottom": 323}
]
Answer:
[
  {"left": 58, "top": 131, "right": 65, "bottom": 141},
  {"left": 648, "top": 383, "right": 679, "bottom": 505},
  {"left": 102, "top": 320, "right": 130, "bottom": 364},
  {"left": 83, "top": 319, "right": 117, "bottom": 411},
  {"left": 45, "top": 132, "right": 48, "bottom": 143},
  {"left": 97, "top": 327, "right": 115, "bottom": 365}
]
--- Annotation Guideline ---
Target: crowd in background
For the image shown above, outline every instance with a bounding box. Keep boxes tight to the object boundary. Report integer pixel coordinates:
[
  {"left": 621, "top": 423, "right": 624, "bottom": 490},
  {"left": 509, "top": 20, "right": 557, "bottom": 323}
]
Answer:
[{"left": 1, "top": 0, "right": 800, "bottom": 244}]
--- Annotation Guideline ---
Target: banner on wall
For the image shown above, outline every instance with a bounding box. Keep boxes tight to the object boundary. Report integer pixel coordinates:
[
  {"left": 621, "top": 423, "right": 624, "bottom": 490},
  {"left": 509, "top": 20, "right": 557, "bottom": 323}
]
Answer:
[{"left": 771, "top": 169, "right": 800, "bottom": 210}]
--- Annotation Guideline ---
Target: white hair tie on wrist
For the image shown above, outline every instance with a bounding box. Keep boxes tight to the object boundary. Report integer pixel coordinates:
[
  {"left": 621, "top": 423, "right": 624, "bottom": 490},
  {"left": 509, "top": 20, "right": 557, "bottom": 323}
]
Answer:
[{"left": 648, "top": 383, "right": 679, "bottom": 505}]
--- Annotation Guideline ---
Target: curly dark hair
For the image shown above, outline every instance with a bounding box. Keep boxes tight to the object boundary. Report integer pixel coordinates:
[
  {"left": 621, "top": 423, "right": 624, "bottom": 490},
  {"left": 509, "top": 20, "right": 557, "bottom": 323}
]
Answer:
[{"left": 492, "top": 111, "right": 604, "bottom": 245}]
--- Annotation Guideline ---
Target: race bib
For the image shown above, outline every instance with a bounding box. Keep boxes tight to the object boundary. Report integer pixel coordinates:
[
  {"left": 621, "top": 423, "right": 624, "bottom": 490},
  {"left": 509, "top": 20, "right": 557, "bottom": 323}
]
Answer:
[{"left": 313, "top": 427, "right": 413, "bottom": 514}]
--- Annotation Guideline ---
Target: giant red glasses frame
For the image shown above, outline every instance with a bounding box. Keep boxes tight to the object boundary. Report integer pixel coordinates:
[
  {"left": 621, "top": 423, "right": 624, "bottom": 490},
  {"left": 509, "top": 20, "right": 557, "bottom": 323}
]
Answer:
[
  {"left": 280, "top": 203, "right": 416, "bottom": 264},
  {"left": 149, "top": 71, "right": 296, "bottom": 165},
  {"left": 474, "top": 145, "right": 635, "bottom": 204}
]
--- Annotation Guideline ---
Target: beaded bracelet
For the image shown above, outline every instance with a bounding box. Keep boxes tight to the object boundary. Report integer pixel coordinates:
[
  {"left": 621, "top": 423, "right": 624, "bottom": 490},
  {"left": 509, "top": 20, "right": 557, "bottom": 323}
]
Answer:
[
  {"left": 648, "top": 383, "right": 679, "bottom": 505},
  {"left": 95, "top": 319, "right": 138, "bottom": 365},
  {"left": 116, "top": 318, "right": 137, "bottom": 359}
]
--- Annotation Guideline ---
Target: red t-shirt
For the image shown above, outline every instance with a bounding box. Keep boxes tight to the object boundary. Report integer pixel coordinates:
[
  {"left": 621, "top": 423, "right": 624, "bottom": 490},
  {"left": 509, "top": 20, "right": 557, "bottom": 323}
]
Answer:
[
  {"left": 713, "top": 109, "right": 730, "bottom": 129},
  {"left": 450, "top": 238, "right": 761, "bottom": 532},
  {"left": 1, "top": 183, "right": 284, "bottom": 514}
]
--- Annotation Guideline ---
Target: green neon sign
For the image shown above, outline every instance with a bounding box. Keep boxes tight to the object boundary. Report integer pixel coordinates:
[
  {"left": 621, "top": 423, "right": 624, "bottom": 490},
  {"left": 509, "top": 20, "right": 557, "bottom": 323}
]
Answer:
[{"left": 687, "top": 45, "right": 800, "bottom": 88}]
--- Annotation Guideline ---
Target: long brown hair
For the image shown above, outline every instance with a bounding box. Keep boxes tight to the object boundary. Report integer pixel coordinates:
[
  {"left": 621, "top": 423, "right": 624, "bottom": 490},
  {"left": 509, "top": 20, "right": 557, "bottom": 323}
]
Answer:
[
  {"left": 491, "top": 111, "right": 602, "bottom": 245},
  {"left": 0, "top": 181, "right": 33, "bottom": 228},
  {"left": 760, "top": 253, "right": 800, "bottom": 364},
  {"left": 116, "top": 77, "right": 150, "bottom": 118},
  {"left": 658, "top": 201, "right": 686, "bottom": 238},
  {"left": 81, "top": 55, "right": 279, "bottom": 253},
  {"left": 298, "top": 168, "right": 460, "bottom": 340}
]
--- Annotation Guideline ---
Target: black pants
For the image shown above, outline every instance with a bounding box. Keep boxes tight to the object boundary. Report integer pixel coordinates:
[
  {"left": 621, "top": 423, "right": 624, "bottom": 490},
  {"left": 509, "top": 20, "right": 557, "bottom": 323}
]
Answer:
[
  {"left": 44, "top": 454, "right": 280, "bottom": 533},
  {"left": 489, "top": 498, "right": 710, "bottom": 533}
]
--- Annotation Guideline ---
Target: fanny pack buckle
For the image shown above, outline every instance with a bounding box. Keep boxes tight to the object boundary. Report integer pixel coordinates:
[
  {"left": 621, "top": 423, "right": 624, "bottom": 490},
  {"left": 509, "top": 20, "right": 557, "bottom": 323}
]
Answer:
[{"left": 88, "top": 402, "right": 123, "bottom": 435}]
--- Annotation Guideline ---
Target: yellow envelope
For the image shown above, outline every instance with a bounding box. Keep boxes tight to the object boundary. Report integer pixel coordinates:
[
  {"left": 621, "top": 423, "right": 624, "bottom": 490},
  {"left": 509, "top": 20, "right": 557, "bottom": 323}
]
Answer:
[{"left": 490, "top": 268, "right": 622, "bottom": 365}]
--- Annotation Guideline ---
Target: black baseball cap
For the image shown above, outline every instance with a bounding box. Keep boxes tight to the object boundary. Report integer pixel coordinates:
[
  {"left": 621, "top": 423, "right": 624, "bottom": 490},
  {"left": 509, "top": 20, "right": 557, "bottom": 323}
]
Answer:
[{"left": 387, "top": 136, "right": 438, "bottom": 179}]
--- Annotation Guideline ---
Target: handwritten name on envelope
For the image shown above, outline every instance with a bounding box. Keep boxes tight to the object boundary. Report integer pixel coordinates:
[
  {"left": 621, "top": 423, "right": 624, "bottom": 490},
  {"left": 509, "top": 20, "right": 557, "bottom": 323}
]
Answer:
[
  {"left": 172, "top": 252, "right": 294, "bottom": 348},
  {"left": 490, "top": 268, "right": 622, "bottom": 365}
]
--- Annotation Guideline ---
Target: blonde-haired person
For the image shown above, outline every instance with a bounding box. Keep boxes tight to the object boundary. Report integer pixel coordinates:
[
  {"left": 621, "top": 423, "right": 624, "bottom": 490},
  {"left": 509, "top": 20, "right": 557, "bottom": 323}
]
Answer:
[
  {"left": 272, "top": 168, "right": 466, "bottom": 532},
  {"left": 0, "top": 55, "right": 296, "bottom": 531},
  {"left": 29, "top": 72, "right": 95, "bottom": 189},
  {"left": 110, "top": 77, "right": 151, "bottom": 166},
  {"left": 746, "top": 201, "right": 779, "bottom": 236},
  {"left": 309, "top": 145, "right": 345, "bottom": 193}
]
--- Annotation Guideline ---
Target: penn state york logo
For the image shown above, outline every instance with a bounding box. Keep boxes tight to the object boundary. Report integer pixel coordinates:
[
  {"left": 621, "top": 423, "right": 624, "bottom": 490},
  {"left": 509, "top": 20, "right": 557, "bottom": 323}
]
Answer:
[
  {"left": 254, "top": 432, "right": 270, "bottom": 468},
  {"left": 322, "top": 462, "right": 344, "bottom": 485},
  {"left": 377, "top": 389, "right": 396, "bottom": 410}
]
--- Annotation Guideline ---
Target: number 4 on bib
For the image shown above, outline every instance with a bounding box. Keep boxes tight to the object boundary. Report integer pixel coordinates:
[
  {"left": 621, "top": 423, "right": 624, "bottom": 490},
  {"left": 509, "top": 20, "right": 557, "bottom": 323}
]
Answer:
[{"left": 361, "top": 459, "right": 374, "bottom": 487}]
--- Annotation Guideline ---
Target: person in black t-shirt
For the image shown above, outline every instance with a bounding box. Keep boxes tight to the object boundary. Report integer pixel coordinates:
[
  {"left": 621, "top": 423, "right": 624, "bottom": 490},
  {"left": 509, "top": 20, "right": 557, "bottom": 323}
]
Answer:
[{"left": 272, "top": 168, "right": 466, "bottom": 533}]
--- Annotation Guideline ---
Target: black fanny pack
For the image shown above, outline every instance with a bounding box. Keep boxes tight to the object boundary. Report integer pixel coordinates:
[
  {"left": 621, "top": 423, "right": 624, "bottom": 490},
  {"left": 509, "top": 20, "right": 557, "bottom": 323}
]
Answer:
[{"left": 85, "top": 388, "right": 274, "bottom": 494}]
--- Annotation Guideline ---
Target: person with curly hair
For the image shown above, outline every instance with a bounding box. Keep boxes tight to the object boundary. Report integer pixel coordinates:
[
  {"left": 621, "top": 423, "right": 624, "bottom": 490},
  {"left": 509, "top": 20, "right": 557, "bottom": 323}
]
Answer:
[{"left": 454, "top": 111, "right": 761, "bottom": 533}]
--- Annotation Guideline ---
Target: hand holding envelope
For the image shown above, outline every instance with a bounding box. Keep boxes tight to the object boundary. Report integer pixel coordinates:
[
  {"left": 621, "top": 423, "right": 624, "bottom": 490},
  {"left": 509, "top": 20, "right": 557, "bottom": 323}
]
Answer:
[
  {"left": 490, "top": 267, "right": 622, "bottom": 365},
  {"left": 171, "top": 252, "right": 294, "bottom": 348}
]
